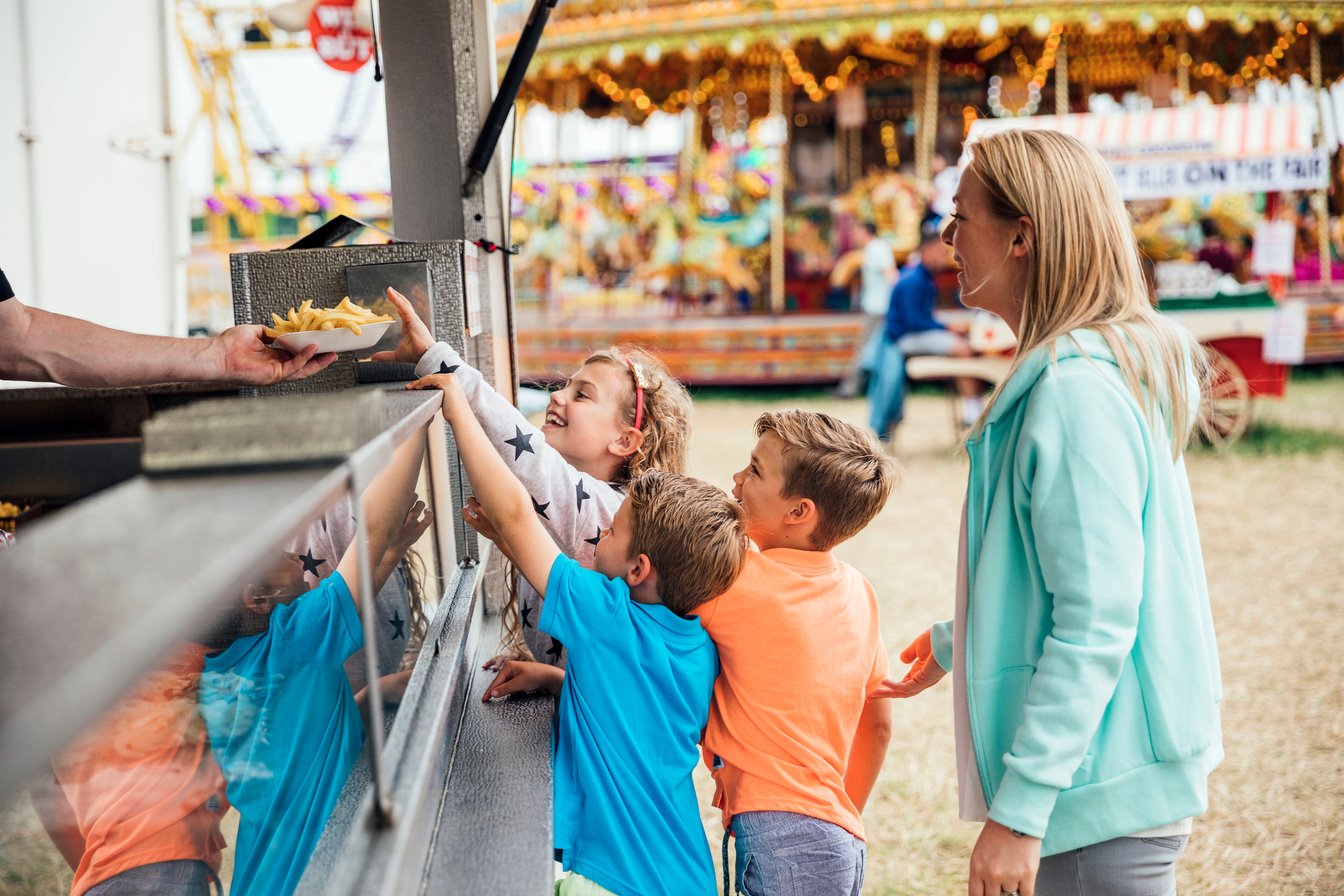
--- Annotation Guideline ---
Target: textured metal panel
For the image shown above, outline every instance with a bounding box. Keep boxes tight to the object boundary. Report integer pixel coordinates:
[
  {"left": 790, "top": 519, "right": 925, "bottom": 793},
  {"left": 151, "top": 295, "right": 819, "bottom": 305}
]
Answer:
[{"left": 229, "top": 241, "right": 468, "bottom": 395}]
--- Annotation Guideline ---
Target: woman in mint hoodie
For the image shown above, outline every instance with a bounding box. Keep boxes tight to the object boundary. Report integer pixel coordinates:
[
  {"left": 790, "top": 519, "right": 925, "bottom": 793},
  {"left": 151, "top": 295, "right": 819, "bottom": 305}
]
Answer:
[{"left": 874, "top": 129, "right": 1222, "bottom": 896}]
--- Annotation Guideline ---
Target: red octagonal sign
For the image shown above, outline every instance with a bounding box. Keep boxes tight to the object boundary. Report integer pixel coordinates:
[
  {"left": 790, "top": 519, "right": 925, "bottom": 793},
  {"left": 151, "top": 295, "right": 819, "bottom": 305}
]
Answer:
[{"left": 309, "top": 0, "right": 373, "bottom": 73}]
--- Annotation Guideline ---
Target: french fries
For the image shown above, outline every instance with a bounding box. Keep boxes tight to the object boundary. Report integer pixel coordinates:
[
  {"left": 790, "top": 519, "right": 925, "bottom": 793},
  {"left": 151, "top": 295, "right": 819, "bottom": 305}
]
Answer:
[
  {"left": 0, "top": 501, "right": 23, "bottom": 519},
  {"left": 263, "top": 297, "right": 395, "bottom": 340}
]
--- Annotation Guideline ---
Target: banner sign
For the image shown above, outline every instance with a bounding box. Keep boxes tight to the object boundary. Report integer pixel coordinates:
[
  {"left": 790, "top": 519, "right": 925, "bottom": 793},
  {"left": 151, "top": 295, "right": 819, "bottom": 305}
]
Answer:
[{"left": 1108, "top": 150, "right": 1329, "bottom": 201}]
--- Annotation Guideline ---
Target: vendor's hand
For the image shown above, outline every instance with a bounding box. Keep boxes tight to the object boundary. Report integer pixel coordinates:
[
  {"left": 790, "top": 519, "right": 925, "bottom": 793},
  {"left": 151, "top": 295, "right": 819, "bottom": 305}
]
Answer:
[
  {"left": 369, "top": 287, "right": 435, "bottom": 364},
  {"left": 407, "top": 372, "right": 468, "bottom": 419},
  {"left": 968, "top": 819, "right": 1039, "bottom": 896},
  {"left": 482, "top": 660, "right": 564, "bottom": 701},
  {"left": 868, "top": 628, "right": 946, "bottom": 700},
  {"left": 461, "top": 497, "right": 501, "bottom": 544},
  {"left": 217, "top": 324, "right": 336, "bottom": 384}
]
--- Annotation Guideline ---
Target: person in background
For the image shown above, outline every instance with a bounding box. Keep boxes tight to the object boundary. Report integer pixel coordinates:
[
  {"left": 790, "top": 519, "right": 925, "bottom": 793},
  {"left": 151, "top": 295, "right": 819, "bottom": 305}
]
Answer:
[
  {"left": 0, "top": 267, "right": 333, "bottom": 387},
  {"left": 833, "top": 223, "right": 896, "bottom": 398},
  {"left": 869, "top": 230, "right": 984, "bottom": 440},
  {"left": 1194, "top": 219, "right": 1238, "bottom": 278},
  {"left": 874, "top": 128, "right": 1221, "bottom": 896}
]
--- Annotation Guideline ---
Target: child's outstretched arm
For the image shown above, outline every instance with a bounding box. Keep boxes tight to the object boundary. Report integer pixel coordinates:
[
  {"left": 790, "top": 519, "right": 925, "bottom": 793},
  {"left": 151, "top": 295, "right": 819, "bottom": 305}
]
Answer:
[
  {"left": 409, "top": 373, "right": 561, "bottom": 595},
  {"left": 375, "top": 287, "right": 618, "bottom": 554},
  {"left": 335, "top": 434, "right": 426, "bottom": 615}
]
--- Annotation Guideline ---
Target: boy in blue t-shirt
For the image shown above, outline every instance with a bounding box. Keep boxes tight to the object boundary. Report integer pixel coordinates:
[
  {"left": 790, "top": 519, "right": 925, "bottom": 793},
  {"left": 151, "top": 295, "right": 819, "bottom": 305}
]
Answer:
[
  {"left": 197, "top": 436, "right": 426, "bottom": 896},
  {"left": 410, "top": 372, "right": 747, "bottom": 896}
]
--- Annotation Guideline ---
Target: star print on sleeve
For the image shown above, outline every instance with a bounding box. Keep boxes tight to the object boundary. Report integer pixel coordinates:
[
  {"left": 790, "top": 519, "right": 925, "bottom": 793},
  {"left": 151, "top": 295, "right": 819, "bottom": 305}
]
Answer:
[
  {"left": 504, "top": 426, "right": 536, "bottom": 460},
  {"left": 575, "top": 479, "right": 590, "bottom": 511},
  {"left": 583, "top": 528, "right": 601, "bottom": 546},
  {"left": 531, "top": 496, "right": 551, "bottom": 519},
  {"left": 521, "top": 603, "right": 533, "bottom": 629},
  {"left": 299, "top": 549, "right": 327, "bottom": 576},
  {"left": 387, "top": 610, "right": 406, "bottom": 640},
  {"left": 438, "top": 361, "right": 460, "bottom": 374},
  {"left": 545, "top": 638, "right": 564, "bottom": 661}
]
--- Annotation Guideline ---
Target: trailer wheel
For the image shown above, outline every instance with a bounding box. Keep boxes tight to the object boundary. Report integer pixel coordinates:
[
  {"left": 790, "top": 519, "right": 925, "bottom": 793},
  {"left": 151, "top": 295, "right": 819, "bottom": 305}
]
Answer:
[{"left": 1201, "top": 346, "right": 1252, "bottom": 447}]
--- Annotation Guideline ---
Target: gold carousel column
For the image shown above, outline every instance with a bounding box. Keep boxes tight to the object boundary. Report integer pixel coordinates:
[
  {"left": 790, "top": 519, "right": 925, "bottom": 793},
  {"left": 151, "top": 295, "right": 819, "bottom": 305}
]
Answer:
[
  {"left": 915, "top": 41, "right": 940, "bottom": 191},
  {"left": 679, "top": 64, "right": 700, "bottom": 209},
  {"left": 1055, "top": 37, "right": 1069, "bottom": 116},
  {"left": 770, "top": 53, "right": 786, "bottom": 312},
  {"left": 1176, "top": 31, "right": 1190, "bottom": 101},
  {"left": 1310, "top": 32, "right": 1333, "bottom": 286}
]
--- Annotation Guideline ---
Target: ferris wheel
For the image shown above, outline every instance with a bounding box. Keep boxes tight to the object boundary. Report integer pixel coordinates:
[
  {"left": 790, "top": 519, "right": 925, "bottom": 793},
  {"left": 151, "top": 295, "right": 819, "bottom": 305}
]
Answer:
[{"left": 174, "top": 0, "right": 383, "bottom": 204}]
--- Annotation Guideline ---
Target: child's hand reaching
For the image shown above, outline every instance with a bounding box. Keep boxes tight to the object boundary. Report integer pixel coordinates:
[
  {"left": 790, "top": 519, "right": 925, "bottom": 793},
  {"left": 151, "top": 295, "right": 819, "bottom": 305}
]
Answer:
[
  {"left": 369, "top": 287, "right": 436, "bottom": 364},
  {"left": 868, "top": 628, "right": 946, "bottom": 700},
  {"left": 482, "top": 660, "right": 564, "bottom": 701},
  {"left": 461, "top": 497, "right": 501, "bottom": 543},
  {"left": 407, "top": 371, "right": 469, "bottom": 420}
]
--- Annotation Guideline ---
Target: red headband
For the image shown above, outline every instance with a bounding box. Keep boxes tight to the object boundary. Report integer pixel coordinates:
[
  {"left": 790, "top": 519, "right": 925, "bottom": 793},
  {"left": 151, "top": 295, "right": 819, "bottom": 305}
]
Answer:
[{"left": 623, "top": 355, "right": 648, "bottom": 431}]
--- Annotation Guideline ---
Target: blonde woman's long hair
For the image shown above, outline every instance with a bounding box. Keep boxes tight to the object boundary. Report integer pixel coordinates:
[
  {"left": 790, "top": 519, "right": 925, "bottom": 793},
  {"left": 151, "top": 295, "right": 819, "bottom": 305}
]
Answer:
[{"left": 963, "top": 129, "right": 1208, "bottom": 457}]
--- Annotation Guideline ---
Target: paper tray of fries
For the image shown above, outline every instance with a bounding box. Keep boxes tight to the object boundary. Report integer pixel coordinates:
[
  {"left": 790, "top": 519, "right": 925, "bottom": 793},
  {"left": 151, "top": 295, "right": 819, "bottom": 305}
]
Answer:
[
  {"left": 0, "top": 500, "right": 46, "bottom": 534},
  {"left": 265, "top": 297, "right": 396, "bottom": 354}
]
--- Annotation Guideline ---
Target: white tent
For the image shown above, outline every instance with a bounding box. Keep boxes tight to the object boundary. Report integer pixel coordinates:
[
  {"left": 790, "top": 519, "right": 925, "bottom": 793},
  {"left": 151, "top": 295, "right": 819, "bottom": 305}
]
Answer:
[{"left": 965, "top": 101, "right": 1330, "bottom": 200}]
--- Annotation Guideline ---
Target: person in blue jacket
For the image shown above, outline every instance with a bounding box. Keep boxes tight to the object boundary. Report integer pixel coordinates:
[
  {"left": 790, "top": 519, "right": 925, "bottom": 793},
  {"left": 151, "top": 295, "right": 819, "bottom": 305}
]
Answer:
[{"left": 872, "top": 128, "right": 1222, "bottom": 896}]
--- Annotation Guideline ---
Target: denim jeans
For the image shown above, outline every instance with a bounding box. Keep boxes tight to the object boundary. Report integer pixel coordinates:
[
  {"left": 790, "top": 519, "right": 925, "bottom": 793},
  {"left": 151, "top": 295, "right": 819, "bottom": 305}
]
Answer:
[
  {"left": 1037, "top": 834, "right": 1188, "bottom": 896},
  {"left": 84, "top": 860, "right": 220, "bottom": 896},
  {"left": 731, "top": 811, "right": 865, "bottom": 896},
  {"left": 867, "top": 338, "right": 906, "bottom": 438}
]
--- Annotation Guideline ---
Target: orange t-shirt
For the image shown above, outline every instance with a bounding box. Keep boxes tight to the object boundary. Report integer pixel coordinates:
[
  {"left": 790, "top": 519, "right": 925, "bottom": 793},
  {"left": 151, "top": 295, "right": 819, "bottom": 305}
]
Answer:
[
  {"left": 50, "top": 644, "right": 228, "bottom": 896},
  {"left": 694, "top": 547, "right": 888, "bottom": 840}
]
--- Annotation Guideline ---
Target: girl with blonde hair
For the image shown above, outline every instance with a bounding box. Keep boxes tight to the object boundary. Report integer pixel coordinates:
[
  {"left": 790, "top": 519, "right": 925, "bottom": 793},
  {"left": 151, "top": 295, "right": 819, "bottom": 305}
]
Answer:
[
  {"left": 375, "top": 289, "right": 692, "bottom": 668},
  {"left": 874, "top": 129, "right": 1222, "bottom": 896}
]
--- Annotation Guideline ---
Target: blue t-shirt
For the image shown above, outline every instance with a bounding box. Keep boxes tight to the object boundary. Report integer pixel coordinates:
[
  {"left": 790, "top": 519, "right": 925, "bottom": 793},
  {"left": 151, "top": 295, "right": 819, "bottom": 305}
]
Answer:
[
  {"left": 884, "top": 260, "right": 945, "bottom": 343},
  {"left": 541, "top": 555, "right": 719, "bottom": 896},
  {"left": 199, "top": 572, "right": 365, "bottom": 896}
]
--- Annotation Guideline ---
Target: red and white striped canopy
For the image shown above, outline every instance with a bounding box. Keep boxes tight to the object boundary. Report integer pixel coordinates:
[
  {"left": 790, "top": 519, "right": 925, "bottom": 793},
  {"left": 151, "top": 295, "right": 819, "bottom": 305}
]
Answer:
[{"left": 964, "top": 102, "right": 1327, "bottom": 199}]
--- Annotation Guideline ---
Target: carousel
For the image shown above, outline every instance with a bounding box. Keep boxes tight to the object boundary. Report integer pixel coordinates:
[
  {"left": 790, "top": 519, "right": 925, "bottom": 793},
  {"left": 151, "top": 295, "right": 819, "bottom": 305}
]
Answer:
[{"left": 495, "top": 0, "right": 1344, "bottom": 386}]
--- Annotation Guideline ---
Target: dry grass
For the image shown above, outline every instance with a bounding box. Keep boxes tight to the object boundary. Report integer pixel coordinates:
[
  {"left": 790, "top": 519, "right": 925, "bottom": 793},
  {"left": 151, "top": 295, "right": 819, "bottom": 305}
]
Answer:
[
  {"left": 688, "top": 370, "right": 1344, "bottom": 894},
  {"left": 2, "top": 372, "right": 1340, "bottom": 894}
]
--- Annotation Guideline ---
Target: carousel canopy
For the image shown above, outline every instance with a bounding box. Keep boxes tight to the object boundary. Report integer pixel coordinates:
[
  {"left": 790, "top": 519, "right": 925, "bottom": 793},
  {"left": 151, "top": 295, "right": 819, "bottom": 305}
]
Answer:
[{"left": 494, "top": 0, "right": 1343, "bottom": 122}]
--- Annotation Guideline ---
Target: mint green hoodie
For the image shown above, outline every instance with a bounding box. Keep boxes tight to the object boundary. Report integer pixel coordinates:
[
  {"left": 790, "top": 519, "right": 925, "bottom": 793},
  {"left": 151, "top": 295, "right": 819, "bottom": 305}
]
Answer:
[{"left": 932, "top": 327, "right": 1223, "bottom": 856}]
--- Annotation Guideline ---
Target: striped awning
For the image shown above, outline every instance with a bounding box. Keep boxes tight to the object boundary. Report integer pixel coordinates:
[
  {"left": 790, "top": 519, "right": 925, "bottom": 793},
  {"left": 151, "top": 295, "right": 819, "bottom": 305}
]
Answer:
[{"left": 965, "top": 102, "right": 1329, "bottom": 199}]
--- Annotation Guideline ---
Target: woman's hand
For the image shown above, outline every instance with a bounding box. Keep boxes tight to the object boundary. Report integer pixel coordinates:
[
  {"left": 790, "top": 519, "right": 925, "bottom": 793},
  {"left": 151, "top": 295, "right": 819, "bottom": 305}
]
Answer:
[
  {"left": 868, "top": 628, "right": 947, "bottom": 700},
  {"left": 968, "top": 819, "right": 1039, "bottom": 896},
  {"left": 482, "top": 660, "right": 564, "bottom": 701},
  {"left": 369, "top": 287, "right": 435, "bottom": 364}
]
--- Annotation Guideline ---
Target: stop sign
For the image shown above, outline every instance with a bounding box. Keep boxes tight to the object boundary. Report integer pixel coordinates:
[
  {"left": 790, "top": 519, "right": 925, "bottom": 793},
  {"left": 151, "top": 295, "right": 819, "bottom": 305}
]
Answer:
[{"left": 309, "top": 0, "right": 373, "bottom": 73}]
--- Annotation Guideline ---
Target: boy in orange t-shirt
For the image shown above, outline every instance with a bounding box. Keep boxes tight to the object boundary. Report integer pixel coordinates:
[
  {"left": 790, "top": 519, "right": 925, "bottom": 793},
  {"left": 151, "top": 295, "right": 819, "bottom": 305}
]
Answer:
[{"left": 695, "top": 410, "right": 897, "bottom": 896}]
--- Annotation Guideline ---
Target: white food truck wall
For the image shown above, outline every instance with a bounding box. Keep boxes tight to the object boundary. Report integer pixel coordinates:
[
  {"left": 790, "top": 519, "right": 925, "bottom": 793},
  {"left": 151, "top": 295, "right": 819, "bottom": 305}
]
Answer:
[{"left": 0, "top": 0, "right": 183, "bottom": 338}]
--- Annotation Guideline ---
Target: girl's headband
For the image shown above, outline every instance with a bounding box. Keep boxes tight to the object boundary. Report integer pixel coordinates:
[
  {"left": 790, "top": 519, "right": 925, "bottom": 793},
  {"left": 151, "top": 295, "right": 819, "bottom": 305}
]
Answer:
[{"left": 623, "top": 355, "right": 648, "bottom": 431}]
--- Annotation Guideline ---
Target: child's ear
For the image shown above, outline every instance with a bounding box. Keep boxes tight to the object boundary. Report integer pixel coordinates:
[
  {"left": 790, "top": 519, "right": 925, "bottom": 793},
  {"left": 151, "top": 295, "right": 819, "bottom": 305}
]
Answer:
[
  {"left": 626, "top": 553, "right": 654, "bottom": 588},
  {"left": 609, "top": 427, "right": 645, "bottom": 460},
  {"left": 784, "top": 498, "right": 818, "bottom": 529}
]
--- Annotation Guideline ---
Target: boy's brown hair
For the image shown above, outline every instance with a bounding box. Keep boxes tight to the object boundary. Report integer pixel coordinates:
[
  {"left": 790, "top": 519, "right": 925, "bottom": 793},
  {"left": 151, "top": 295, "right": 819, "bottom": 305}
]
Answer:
[
  {"left": 755, "top": 410, "right": 898, "bottom": 551},
  {"left": 583, "top": 345, "right": 692, "bottom": 480},
  {"left": 625, "top": 470, "right": 747, "bottom": 616}
]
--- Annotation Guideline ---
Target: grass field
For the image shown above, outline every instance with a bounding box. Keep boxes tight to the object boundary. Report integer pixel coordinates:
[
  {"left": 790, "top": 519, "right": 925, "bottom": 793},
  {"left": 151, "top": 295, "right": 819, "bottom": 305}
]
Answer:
[{"left": 2, "top": 369, "right": 1341, "bottom": 894}]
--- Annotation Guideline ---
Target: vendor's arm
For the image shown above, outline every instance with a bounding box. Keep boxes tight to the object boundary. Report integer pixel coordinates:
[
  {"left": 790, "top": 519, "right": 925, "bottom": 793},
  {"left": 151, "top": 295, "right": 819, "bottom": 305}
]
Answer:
[
  {"left": 988, "top": 364, "right": 1148, "bottom": 839},
  {"left": 0, "top": 282, "right": 333, "bottom": 386},
  {"left": 377, "top": 287, "right": 614, "bottom": 555},
  {"left": 408, "top": 373, "right": 561, "bottom": 595}
]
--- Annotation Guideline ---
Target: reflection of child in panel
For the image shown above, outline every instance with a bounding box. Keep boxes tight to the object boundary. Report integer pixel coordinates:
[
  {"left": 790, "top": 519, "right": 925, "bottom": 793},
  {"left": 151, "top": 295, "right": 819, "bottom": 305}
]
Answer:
[
  {"left": 374, "top": 288, "right": 692, "bottom": 668},
  {"left": 696, "top": 411, "right": 898, "bottom": 896},
  {"left": 410, "top": 372, "right": 746, "bottom": 896},
  {"left": 33, "top": 646, "right": 229, "bottom": 896},
  {"left": 196, "top": 437, "right": 425, "bottom": 896}
]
